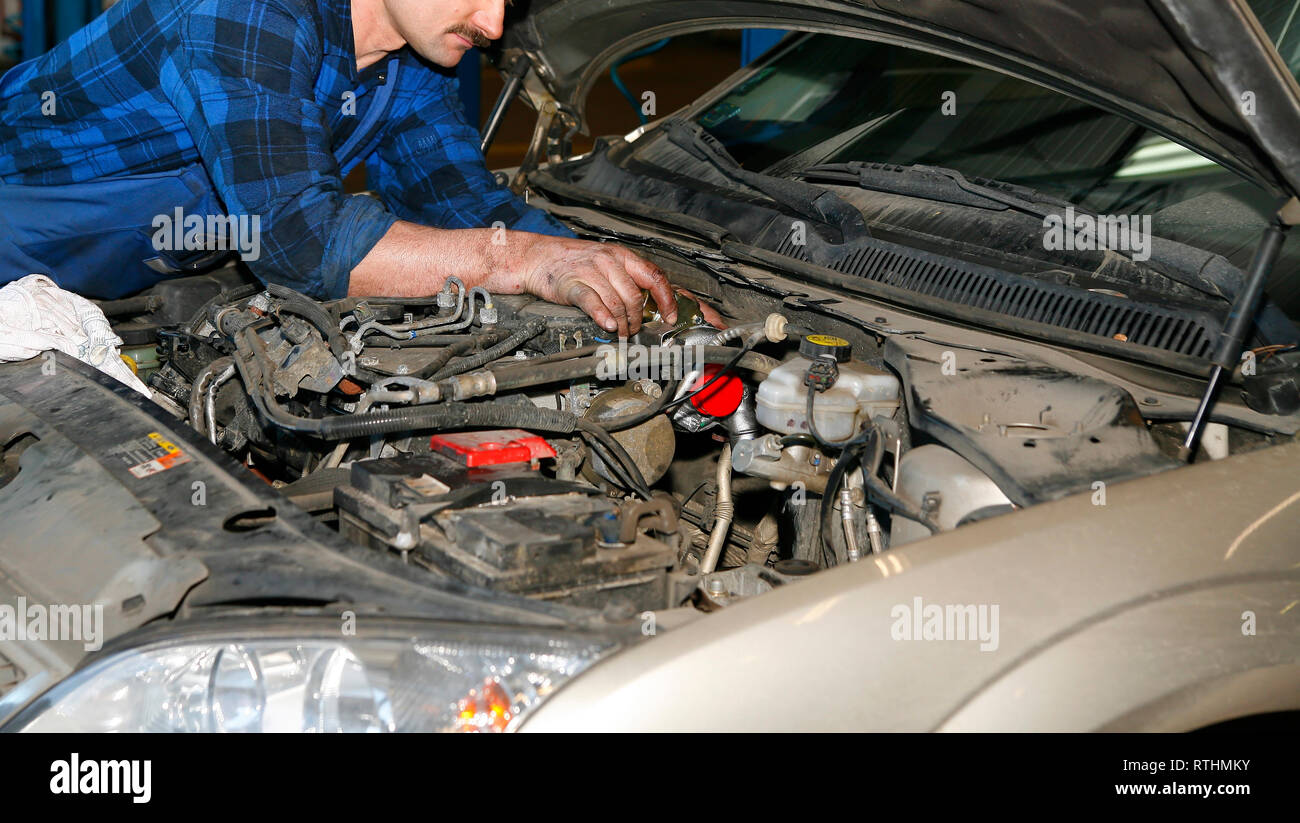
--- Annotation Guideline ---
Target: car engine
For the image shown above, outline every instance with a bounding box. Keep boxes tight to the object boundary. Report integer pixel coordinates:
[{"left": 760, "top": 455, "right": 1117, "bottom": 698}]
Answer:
[{"left": 110, "top": 261, "right": 1280, "bottom": 619}]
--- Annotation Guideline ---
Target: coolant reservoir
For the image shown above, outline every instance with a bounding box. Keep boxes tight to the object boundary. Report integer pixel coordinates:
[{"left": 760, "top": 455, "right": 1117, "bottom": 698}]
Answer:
[{"left": 755, "top": 334, "right": 900, "bottom": 441}]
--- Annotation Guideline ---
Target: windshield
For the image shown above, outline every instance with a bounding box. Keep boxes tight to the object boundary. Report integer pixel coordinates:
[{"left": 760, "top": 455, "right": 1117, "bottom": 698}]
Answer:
[
  {"left": 1252, "top": 0, "right": 1300, "bottom": 78},
  {"left": 693, "top": 33, "right": 1300, "bottom": 319}
]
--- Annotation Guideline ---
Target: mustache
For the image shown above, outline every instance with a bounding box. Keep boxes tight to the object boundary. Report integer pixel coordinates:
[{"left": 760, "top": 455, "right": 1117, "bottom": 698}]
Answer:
[{"left": 446, "top": 24, "right": 492, "bottom": 48}]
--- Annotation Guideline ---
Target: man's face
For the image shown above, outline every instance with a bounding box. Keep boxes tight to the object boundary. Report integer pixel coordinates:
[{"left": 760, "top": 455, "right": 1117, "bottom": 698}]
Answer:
[{"left": 383, "top": 0, "right": 506, "bottom": 67}]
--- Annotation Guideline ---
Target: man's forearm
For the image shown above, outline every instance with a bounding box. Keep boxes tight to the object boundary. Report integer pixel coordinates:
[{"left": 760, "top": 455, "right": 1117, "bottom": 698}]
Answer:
[
  {"left": 347, "top": 218, "right": 677, "bottom": 335},
  {"left": 347, "top": 220, "right": 514, "bottom": 297}
]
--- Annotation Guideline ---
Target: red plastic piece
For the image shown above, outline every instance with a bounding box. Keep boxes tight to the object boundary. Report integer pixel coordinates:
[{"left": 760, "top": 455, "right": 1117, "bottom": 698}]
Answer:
[
  {"left": 429, "top": 429, "right": 557, "bottom": 467},
  {"left": 688, "top": 364, "right": 744, "bottom": 417}
]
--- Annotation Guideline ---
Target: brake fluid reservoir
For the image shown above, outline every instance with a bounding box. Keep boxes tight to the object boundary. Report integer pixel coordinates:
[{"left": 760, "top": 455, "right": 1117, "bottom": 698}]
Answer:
[{"left": 755, "top": 334, "right": 900, "bottom": 441}]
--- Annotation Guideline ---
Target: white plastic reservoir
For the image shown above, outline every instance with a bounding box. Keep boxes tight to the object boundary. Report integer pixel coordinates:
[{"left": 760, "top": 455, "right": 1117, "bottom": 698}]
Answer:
[{"left": 755, "top": 335, "right": 900, "bottom": 442}]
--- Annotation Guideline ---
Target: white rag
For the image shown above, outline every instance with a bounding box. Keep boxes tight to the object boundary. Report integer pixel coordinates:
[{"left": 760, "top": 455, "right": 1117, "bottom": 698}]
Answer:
[{"left": 0, "top": 274, "right": 152, "bottom": 397}]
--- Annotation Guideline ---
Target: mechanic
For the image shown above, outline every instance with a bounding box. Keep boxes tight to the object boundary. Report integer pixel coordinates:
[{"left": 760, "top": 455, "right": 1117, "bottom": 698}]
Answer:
[{"left": 0, "top": 0, "right": 675, "bottom": 337}]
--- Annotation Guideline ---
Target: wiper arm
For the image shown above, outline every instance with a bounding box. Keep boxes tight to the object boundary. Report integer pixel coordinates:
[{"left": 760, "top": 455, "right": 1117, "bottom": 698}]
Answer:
[
  {"left": 795, "top": 161, "right": 1073, "bottom": 219},
  {"left": 662, "top": 119, "right": 870, "bottom": 244}
]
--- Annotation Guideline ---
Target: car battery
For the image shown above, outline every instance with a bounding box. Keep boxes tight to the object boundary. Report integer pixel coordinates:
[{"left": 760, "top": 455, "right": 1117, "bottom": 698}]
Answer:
[{"left": 334, "top": 430, "right": 679, "bottom": 610}]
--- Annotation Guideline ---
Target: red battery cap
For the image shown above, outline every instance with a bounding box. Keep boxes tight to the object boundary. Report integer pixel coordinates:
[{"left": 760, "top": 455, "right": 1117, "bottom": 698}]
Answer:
[{"left": 429, "top": 429, "right": 557, "bottom": 467}]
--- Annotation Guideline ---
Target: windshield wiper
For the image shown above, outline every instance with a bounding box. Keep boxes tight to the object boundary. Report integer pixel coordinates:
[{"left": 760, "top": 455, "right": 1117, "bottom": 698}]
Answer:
[
  {"left": 794, "top": 161, "right": 1074, "bottom": 220},
  {"left": 794, "top": 160, "right": 1286, "bottom": 314},
  {"left": 661, "top": 119, "right": 870, "bottom": 244}
]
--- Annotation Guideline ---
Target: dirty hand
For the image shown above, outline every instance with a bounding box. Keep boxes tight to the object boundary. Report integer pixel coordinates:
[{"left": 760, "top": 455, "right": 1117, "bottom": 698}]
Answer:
[{"left": 512, "top": 236, "right": 677, "bottom": 337}]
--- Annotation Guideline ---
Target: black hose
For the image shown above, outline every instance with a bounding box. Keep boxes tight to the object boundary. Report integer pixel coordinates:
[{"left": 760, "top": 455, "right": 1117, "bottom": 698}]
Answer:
[
  {"left": 780, "top": 433, "right": 818, "bottom": 448},
  {"left": 490, "top": 358, "right": 611, "bottom": 393},
  {"left": 491, "top": 344, "right": 601, "bottom": 369},
  {"left": 411, "top": 328, "right": 510, "bottom": 380},
  {"left": 576, "top": 419, "right": 651, "bottom": 498},
  {"left": 97, "top": 295, "right": 161, "bottom": 317},
  {"left": 851, "top": 420, "right": 938, "bottom": 533},
  {"left": 428, "top": 319, "right": 547, "bottom": 381},
  {"left": 862, "top": 469, "right": 940, "bottom": 535},
  {"left": 487, "top": 347, "right": 776, "bottom": 406},
  {"left": 266, "top": 283, "right": 349, "bottom": 360},
  {"left": 315, "top": 399, "right": 578, "bottom": 440}
]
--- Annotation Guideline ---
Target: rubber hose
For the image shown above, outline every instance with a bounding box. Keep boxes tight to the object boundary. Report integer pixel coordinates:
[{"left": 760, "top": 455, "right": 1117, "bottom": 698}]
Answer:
[
  {"left": 267, "top": 283, "right": 348, "bottom": 359},
  {"left": 412, "top": 328, "right": 510, "bottom": 380},
  {"left": 428, "top": 319, "right": 547, "bottom": 381},
  {"left": 853, "top": 426, "right": 939, "bottom": 534},
  {"left": 490, "top": 344, "right": 602, "bottom": 369},
  {"left": 865, "top": 472, "right": 941, "bottom": 535},
  {"left": 819, "top": 435, "right": 868, "bottom": 566},
  {"left": 489, "top": 347, "right": 777, "bottom": 394},
  {"left": 312, "top": 401, "right": 580, "bottom": 440},
  {"left": 576, "top": 419, "right": 651, "bottom": 498}
]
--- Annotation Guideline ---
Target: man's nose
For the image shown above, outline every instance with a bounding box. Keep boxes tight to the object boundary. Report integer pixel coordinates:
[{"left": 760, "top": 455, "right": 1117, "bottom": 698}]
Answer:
[{"left": 471, "top": 3, "right": 505, "bottom": 41}]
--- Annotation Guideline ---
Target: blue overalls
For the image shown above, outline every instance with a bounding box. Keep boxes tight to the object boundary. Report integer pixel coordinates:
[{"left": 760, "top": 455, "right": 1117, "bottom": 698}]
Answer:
[{"left": 0, "top": 59, "right": 400, "bottom": 300}]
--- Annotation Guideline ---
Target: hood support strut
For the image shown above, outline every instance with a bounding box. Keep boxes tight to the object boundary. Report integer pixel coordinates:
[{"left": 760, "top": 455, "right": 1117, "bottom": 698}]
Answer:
[
  {"left": 1181, "top": 204, "right": 1295, "bottom": 460},
  {"left": 480, "top": 55, "right": 530, "bottom": 155}
]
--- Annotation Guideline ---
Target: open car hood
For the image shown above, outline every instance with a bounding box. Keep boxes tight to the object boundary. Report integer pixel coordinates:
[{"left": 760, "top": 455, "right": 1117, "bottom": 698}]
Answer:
[{"left": 503, "top": 0, "right": 1300, "bottom": 201}]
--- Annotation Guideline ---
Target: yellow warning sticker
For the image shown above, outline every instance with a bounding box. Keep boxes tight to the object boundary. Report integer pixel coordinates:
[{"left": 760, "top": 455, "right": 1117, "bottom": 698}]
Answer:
[{"left": 108, "top": 431, "right": 192, "bottom": 478}]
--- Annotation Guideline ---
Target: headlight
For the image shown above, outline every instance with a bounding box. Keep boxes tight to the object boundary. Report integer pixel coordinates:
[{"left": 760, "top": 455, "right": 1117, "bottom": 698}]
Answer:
[{"left": 7, "top": 619, "right": 616, "bottom": 732}]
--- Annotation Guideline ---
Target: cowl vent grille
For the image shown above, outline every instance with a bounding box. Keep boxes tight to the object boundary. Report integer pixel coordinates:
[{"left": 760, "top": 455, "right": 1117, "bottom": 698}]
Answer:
[{"left": 773, "top": 233, "right": 1216, "bottom": 358}]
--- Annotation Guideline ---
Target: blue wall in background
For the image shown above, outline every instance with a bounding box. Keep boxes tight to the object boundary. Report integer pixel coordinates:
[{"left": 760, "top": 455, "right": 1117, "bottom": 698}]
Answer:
[{"left": 741, "top": 29, "right": 788, "bottom": 65}]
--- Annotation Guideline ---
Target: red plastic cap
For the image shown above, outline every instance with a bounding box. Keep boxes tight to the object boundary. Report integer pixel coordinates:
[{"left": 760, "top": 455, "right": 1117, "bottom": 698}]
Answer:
[
  {"left": 429, "top": 429, "right": 557, "bottom": 467},
  {"left": 689, "top": 365, "right": 744, "bottom": 417}
]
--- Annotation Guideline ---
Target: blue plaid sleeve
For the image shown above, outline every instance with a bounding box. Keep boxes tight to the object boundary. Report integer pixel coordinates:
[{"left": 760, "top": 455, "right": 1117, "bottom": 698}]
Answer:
[
  {"left": 157, "top": 0, "right": 395, "bottom": 299},
  {"left": 365, "top": 64, "right": 575, "bottom": 238}
]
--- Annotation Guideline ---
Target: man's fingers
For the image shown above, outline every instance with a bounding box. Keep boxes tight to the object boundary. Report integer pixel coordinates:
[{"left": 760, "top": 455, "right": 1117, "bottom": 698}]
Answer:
[
  {"left": 592, "top": 252, "right": 645, "bottom": 334},
  {"left": 563, "top": 276, "right": 627, "bottom": 338},
  {"left": 612, "top": 247, "right": 676, "bottom": 323},
  {"left": 686, "top": 291, "right": 727, "bottom": 329},
  {"left": 581, "top": 273, "right": 632, "bottom": 338},
  {"left": 520, "top": 239, "right": 676, "bottom": 335}
]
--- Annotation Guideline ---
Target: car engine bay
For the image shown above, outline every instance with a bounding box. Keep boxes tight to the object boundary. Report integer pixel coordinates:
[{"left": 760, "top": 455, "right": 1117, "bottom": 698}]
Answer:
[{"left": 86, "top": 247, "right": 1295, "bottom": 621}]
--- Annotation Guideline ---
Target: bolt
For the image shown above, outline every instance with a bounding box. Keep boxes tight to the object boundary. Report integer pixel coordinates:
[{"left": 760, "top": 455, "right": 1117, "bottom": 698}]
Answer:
[{"left": 706, "top": 578, "right": 725, "bottom": 596}]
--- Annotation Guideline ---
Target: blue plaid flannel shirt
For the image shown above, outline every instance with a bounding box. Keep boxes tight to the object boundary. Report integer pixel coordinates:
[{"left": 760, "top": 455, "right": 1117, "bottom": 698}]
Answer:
[{"left": 0, "top": 0, "right": 572, "bottom": 299}]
